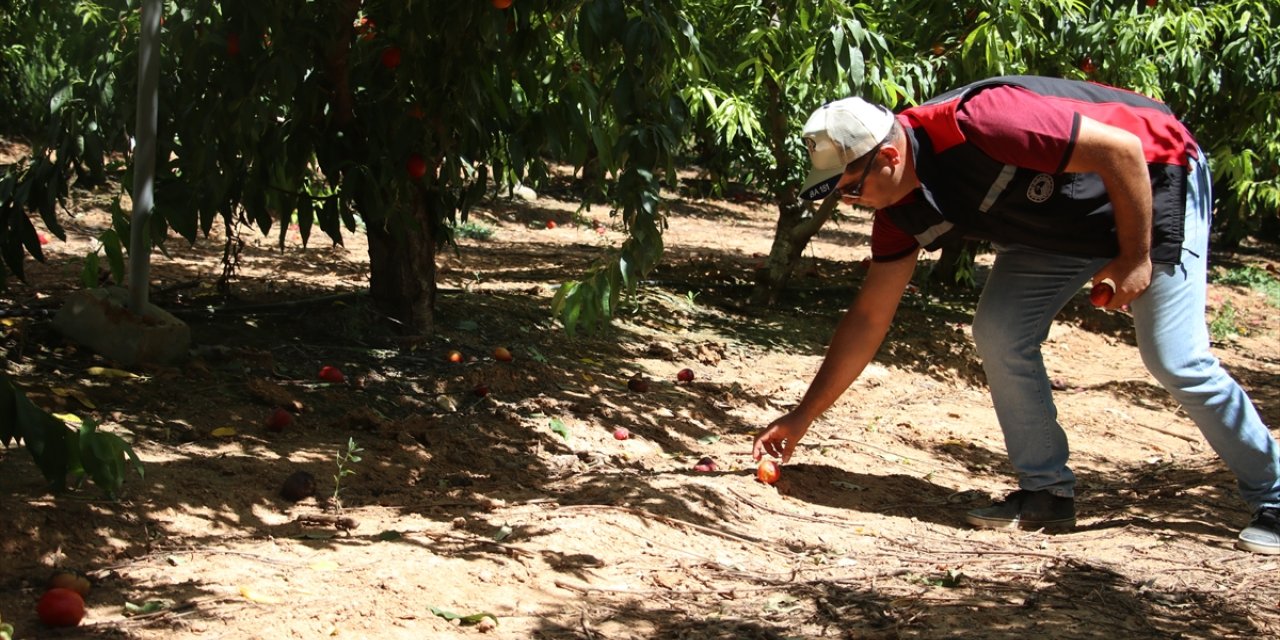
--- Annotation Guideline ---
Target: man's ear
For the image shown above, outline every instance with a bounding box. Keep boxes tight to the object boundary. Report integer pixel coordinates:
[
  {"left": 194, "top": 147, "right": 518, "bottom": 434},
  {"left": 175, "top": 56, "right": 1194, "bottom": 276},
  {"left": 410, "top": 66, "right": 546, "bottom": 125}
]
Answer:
[{"left": 881, "top": 144, "right": 901, "bottom": 166}]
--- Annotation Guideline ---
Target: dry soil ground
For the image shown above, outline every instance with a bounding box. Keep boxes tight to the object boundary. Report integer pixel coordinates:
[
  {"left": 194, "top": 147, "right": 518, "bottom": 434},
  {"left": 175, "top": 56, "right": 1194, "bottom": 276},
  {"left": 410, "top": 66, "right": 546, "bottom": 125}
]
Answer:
[{"left": 2, "top": 145, "right": 1280, "bottom": 639}]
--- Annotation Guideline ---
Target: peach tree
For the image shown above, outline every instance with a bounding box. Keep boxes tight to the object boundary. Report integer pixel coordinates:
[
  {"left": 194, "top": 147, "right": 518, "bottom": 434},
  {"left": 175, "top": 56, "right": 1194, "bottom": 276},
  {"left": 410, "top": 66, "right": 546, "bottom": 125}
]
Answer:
[
  {"left": 0, "top": 0, "right": 698, "bottom": 336},
  {"left": 0, "top": 0, "right": 698, "bottom": 488}
]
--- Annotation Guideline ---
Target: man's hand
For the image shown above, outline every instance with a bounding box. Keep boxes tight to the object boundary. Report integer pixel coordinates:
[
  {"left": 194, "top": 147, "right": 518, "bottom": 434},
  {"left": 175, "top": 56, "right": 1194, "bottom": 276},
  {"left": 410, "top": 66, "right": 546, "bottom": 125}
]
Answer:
[
  {"left": 752, "top": 412, "right": 811, "bottom": 464},
  {"left": 1092, "top": 254, "right": 1152, "bottom": 309}
]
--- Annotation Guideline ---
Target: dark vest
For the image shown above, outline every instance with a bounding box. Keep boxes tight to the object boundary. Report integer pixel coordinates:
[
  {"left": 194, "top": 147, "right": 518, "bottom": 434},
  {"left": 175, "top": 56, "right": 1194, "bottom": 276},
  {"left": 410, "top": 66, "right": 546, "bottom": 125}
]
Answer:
[{"left": 884, "top": 76, "right": 1194, "bottom": 264}]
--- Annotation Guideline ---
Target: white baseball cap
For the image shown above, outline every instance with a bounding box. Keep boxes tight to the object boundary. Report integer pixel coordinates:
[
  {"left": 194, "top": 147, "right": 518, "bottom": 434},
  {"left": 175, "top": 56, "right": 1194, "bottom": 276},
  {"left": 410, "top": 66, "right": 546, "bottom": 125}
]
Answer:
[{"left": 799, "top": 97, "right": 895, "bottom": 201}]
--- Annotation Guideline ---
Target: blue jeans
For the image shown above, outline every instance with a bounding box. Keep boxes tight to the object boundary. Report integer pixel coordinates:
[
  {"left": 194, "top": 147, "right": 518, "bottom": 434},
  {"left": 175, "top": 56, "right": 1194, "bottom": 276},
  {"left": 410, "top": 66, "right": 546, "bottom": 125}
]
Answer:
[{"left": 971, "top": 152, "right": 1280, "bottom": 510}]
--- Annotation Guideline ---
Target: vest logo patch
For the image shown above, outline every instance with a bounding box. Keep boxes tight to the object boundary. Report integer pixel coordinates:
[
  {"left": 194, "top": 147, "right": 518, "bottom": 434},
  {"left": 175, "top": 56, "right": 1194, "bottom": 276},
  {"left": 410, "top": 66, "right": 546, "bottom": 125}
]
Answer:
[{"left": 1027, "top": 174, "right": 1055, "bottom": 203}]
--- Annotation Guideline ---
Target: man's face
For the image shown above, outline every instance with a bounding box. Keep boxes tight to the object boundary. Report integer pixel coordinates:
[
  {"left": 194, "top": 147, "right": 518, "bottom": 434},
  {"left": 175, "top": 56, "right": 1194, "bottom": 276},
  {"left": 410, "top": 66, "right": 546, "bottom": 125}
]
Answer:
[{"left": 833, "top": 143, "right": 886, "bottom": 209}]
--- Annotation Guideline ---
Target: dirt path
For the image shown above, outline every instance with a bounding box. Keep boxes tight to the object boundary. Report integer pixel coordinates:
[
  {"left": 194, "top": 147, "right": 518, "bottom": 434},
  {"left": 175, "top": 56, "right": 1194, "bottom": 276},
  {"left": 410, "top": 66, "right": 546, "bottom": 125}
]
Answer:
[{"left": 2, "top": 175, "right": 1279, "bottom": 639}]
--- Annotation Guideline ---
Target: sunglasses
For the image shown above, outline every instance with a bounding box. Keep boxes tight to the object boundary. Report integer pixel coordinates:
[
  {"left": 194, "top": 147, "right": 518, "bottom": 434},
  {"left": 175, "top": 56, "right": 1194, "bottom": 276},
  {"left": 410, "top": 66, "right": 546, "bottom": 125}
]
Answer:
[{"left": 836, "top": 142, "right": 885, "bottom": 201}]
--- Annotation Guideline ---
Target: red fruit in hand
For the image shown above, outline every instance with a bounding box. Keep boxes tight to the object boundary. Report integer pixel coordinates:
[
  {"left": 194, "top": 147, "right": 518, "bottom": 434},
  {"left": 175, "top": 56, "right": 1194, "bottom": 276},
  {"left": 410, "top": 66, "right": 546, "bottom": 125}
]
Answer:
[
  {"left": 37, "top": 588, "right": 85, "bottom": 628},
  {"left": 380, "top": 46, "right": 401, "bottom": 69},
  {"left": 693, "top": 456, "right": 718, "bottom": 472},
  {"left": 318, "top": 365, "right": 345, "bottom": 383},
  {"left": 757, "top": 460, "right": 781, "bottom": 485},
  {"left": 406, "top": 153, "right": 427, "bottom": 179},
  {"left": 676, "top": 368, "right": 695, "bottom": 383},
  {"left": 265, "top": 407, "right": 293, "bottom": 432},
  {"left": 613, "top": 427, "right": 630, "bottom": 440},
  {"left": 1089, "top": 279, "right": 1115, "bottom": 307}
]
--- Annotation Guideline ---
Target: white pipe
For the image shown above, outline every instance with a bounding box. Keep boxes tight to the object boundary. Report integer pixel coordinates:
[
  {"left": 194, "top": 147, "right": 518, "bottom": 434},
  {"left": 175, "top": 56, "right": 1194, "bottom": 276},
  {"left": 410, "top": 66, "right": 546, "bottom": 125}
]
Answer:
[{"left": 128, "top": 0, "right": 161, "bottom": 313}]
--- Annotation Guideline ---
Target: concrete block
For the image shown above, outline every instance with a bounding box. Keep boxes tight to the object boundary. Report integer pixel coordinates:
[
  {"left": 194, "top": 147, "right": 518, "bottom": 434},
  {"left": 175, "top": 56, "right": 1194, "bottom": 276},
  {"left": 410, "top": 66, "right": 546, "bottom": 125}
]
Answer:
[{"left": 53, "top": 286, "right": 191, "bottom": 366}]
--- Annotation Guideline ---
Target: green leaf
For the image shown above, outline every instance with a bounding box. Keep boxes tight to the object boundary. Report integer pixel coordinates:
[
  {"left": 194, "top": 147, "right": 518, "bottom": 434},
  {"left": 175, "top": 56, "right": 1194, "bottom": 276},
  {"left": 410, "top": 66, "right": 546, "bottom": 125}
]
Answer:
[
  {"left": 99, "top": 228, "right": 125, "bottom": 285},
  {"left": 78, "top": 247, "right": 99, "bottom": 289},
  {"left": 430, "top": 607, "right": 498, "bottom": 626},
  {"left": 123, "top": 600, "right": 172, "bottom": 617},
  {"left": 549, "top": 418, "right": 570, "bottom": 440}
]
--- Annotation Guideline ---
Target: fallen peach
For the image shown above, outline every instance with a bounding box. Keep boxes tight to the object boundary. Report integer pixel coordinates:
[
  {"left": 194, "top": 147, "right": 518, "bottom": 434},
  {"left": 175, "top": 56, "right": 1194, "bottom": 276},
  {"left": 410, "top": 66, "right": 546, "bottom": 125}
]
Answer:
[
  {"left": 264, "top": 407, "right": 293, "bottom": 432},
  {"left": 318, "top": 365, "right": 345, "bottom": 383},
  {"left": 757, "top": 460, "right": 781, "bottom": 484}
]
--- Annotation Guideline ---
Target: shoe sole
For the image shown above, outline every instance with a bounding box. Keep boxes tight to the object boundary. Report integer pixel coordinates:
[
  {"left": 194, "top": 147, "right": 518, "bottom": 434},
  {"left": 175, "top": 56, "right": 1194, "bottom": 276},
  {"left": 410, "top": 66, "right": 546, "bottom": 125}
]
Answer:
[
  {"left": 1235, "top": 538, "right": 1280, "bottom": 554},
  {"left": 965, "top": 513, "right": 1076, "bottom": 532}
]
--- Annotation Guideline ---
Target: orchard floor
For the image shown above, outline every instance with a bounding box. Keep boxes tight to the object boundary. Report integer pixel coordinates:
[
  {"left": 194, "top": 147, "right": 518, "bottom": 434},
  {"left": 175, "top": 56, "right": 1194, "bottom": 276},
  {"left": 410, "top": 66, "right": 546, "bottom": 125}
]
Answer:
[{"left": 2, "top": 162, "right": 1280, "bottom": 639}]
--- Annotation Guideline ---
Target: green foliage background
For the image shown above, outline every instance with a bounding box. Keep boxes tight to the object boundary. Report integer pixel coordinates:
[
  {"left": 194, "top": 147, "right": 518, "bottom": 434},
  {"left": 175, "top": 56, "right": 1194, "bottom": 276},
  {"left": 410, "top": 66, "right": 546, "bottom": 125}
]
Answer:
[{"left": 0, "top": 0, "right": 1276, "bottom": 319}]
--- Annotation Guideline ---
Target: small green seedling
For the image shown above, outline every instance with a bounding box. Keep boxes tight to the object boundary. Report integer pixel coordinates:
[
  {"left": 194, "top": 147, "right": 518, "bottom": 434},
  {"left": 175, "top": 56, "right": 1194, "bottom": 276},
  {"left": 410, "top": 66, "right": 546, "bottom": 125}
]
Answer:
[{"left": 332, "top": 438, "right": 363, "bottom": 510}]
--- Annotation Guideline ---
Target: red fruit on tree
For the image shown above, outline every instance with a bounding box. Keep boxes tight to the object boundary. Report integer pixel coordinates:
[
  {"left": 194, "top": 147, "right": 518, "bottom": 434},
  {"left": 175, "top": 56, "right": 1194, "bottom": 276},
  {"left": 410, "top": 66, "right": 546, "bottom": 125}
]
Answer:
[
  {"left": 1080, "top": 56, "right": 1097, "bottom": 74},
  {"left": 318, "top": 365, "right": 345, "bottom": 383},
  {"left": 1089, "top": 279, "right": 1115, "bottom": 307},
  {"left": 931, "top": 42, "right": 945, "bottom": 56},
  {"left": 406, "top": 154, "right": 427, "bottom": 179},
  {"left": 757, "top": 460, "right": 781, "bottom": 485},
  {"left": 380, "top": 46, "right": 402, "bottom": 69},
  {"left": 676, "top": 368, "right": 695, "bottom": 383},
  {"left": 1146, "top": 0, "right": 1157, "bottom": 6},
  {"left": 226, "top": 33, "right": 241, "bottom": 57},
  {"left": 492, "top": 0, "right": 513, "bottom": 9},
  {"left": 265, "top": 407, "right": 293, "bottom": 432},
  {"left": 37, "top": 588, "right": 85, "bottom": 628}
]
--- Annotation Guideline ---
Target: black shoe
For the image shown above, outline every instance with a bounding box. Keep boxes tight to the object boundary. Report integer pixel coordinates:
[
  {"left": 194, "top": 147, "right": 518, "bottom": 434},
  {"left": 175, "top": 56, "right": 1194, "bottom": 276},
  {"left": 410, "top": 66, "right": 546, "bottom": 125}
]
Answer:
[
  {"left": 965, "top": 489, "right": 1076, "bottom": 531},
  {"left": 1237, "top": 507, "right": 1280, "bottom": 554}
]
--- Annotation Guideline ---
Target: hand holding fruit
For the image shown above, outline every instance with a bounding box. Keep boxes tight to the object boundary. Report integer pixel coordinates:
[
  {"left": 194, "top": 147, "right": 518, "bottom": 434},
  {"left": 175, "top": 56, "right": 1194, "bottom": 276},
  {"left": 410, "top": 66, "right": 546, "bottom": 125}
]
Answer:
[
  {"left": 1091, "top": 257, "right": 1152, "bottom": 310},
  {"left": 1089, "top": 278, "right": 1115, "bottom": 307}
]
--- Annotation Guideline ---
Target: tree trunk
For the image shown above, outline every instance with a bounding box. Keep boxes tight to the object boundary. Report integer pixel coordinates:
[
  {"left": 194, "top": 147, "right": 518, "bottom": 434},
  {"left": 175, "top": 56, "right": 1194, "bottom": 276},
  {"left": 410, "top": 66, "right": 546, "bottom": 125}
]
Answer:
[
  {"left": 750, "top": 195, "right": 840, "bottom": 305},
  {"left": 366, "top": 188, "right": 437, "bottom": 335},
  {"left": 323, "top": 0, "right": 436, "bottom": 335},
  {"left": 750, "top": 28, "right": 840, "bottom": 307}
]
